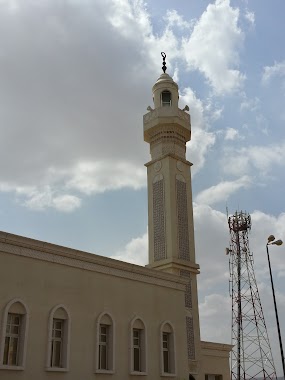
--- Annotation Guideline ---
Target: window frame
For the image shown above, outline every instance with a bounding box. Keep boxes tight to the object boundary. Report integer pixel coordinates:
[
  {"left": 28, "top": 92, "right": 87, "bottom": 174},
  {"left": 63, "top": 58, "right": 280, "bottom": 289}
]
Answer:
[
  {"left": 161, "top": 90, "right": 172, "bottom": 107},
  {"left": 50, "top": 318, "right": 64, "bottom": 368},
  {"left": 98, "top": 324, "right": 109, "bottom": 370},
  {"left": 4, "top": 313, "right": 22, "bottom": 366},
  {"left": 130, "top": 316, "right": 147, "bottom": 376},
  {"left": 95, "top": 312, "right": 115, "bottom": 374},
  {"left": 160, "top": 321, "right": 176, "bottom": 377},
  {"left": 133, "top": 328, "right": 141, "bottom": 372},
  {"left": 0, "top": 298, "right": 29, "bottom": 371},
  {"left": 46, "top": 305, "right": 71, "bottom": 372}
]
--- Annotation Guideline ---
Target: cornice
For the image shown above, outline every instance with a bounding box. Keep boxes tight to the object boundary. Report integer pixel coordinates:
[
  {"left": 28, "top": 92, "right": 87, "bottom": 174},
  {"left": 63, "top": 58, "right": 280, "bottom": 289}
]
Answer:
[
  {"left": 0, "top": 231, "right": 187, "bottom": 291},
  {"left": 201, "top": 340, "right": 233, "bottom": 355},
  {"left": 144, "top": 153, "right": 193, "bottom": 168},
  {"left": 147, "top": 257, "right": 200, "bottom": 275}
]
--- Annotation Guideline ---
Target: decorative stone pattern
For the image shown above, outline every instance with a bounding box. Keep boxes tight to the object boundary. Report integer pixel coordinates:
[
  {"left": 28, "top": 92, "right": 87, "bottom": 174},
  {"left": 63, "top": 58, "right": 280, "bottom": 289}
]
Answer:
[
  {"left": 176, "top": 161, "right": 184, "bottom": 172},
  {"left": 180, "top": 270, "right": 192, "bottom": 309},
  {"left": 154, "top": 160, "right": 162, "bottom": 172},
  {"left": 176, "top": 179, "right": 190, "bottom": 261},
  {"left": 153, "top": 179, "right": 166, "bottom": 261},
  {"left": 186, "top": 316, "right": 195, "bottom": 360},
  {"left": 148, "top": 125, "right": 188, "bottom": 161}
]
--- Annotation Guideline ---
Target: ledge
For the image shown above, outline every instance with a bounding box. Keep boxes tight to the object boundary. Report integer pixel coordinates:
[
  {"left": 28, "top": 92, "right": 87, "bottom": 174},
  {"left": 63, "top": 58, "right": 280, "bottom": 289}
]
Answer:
[
  {"left": 130, "top": 371, "right": 148, "bottom": 376},
  {"left": 160, "top": 372, "right": 176, "bottom": 377},
  {"left": 95, "top": 369, "right": 115, "bottom": 374},
  {"left": 45, "top": 367, "right": 69, "bottom": 372},
  {"left": 201, "top": 341, "right": 233, "bottom": 358},
  {"left": 0, "top": 365, "right": 24, "bottom": 371}
]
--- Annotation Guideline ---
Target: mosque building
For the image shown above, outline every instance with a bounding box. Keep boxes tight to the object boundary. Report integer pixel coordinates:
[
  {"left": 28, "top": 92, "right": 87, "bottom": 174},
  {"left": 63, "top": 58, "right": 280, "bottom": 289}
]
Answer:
[{"left": 0, "top": 56, "right": 232, "bottom": 379}]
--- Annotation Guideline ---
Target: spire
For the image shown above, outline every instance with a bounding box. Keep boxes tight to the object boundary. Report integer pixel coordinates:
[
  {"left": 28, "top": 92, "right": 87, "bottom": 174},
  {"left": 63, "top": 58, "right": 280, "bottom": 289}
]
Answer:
[{"left": 161, "top": 52, "right": 167, "bottom": 73}]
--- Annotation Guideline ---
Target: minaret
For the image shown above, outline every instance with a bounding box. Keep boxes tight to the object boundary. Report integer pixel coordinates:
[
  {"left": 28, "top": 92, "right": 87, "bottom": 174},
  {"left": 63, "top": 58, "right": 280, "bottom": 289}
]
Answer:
[{"left": 144, "top": 53, "right": 201, "bottom": 377}]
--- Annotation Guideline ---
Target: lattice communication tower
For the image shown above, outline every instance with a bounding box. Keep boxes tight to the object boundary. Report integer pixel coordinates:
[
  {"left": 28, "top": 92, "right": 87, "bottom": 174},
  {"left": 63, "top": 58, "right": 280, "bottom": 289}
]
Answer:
[{"left": 227, "top": 211, "right": 277, "bottom": 380}]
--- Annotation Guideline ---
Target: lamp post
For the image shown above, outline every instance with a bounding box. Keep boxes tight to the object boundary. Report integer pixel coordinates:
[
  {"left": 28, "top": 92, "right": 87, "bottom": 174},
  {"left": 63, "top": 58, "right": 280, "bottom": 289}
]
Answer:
[{"left": 266, "top": 235, "right": 285, "bottom": 379}]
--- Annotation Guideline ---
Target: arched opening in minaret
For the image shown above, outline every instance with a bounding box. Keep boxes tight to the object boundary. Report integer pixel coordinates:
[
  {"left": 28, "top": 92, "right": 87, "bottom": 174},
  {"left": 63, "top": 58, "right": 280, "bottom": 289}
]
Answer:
[{"left": 161, "top": 90, "right": 171, "bottom": 106}]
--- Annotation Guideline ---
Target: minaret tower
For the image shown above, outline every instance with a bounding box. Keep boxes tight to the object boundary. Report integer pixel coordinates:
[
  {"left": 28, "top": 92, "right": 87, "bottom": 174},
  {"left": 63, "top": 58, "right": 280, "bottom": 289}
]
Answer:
[{"left": 144, "top": 53, "right": 201, "bottom": 377}]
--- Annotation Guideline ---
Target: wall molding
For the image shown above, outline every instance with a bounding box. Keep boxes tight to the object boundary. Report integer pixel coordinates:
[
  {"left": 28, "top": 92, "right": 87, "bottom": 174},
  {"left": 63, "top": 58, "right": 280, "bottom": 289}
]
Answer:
[{"left": 0, "top": 232, "right": 186, "bottom": 291}]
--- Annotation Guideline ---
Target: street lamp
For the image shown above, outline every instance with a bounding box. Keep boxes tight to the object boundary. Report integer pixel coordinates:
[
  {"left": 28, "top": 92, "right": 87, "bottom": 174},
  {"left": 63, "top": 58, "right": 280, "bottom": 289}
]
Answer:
[{"left": 266, "top": 235, "right": 285, "bottom": 378}]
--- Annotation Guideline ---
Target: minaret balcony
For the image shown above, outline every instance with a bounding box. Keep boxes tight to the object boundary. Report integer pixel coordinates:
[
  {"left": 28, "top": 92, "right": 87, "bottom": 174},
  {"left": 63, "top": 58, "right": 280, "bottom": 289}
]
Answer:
[{"left": 143, "top": 106, "right": 191, "bottom": 144}]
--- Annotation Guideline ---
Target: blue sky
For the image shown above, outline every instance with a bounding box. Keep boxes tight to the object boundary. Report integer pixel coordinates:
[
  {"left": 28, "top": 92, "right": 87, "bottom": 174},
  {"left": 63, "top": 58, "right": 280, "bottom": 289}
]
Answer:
[{"left": 0, "top": 0, "right": 285, "bottom": 375}]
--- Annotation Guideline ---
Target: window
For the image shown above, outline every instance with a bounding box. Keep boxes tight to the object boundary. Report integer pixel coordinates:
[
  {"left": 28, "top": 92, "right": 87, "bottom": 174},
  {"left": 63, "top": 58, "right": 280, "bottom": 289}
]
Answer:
[
  {"left": 0, "top": 299, "right": 29, "bottom": 370},
  {"left": 98, "top": 325, "right": 108, "bottom": 370},
  {"left": 133, "top": 329, "right": 141, "bottom": 371},
  {"left": 96, "top": 313, "right": 114, "bottom": 373},
  {"left": 130, "top": 317, "right": 147, "bottom": 374},
  {"left": 4, "top": 314, "right": 21, "bottom": 366},
  {"left": 46, "top": 305, "right": 70, "bottom": 372},
  {"left": 162, "top": 332, "right": 170, "bottom": 373},
  {"left": 161, "top": 91, "right": 171, "bottom": 106},
  {"left": 160, "top": 322, "right": 176, "bottom": 376},
  {"left": 50, "top": 319, "right": 64, "bottom": 367}
]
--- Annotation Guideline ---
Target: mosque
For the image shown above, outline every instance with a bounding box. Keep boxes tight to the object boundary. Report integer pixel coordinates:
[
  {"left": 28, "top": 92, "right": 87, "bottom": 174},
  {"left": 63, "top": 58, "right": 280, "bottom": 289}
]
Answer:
[{"left": 0, "top": 56, "right": 232, "bottom": 379}]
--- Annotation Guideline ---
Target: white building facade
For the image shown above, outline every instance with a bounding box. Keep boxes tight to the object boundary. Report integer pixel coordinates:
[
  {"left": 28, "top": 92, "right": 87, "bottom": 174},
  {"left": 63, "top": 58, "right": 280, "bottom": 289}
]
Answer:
[{"left": 0, "top": 66, "right": 232, "bottom": 380}]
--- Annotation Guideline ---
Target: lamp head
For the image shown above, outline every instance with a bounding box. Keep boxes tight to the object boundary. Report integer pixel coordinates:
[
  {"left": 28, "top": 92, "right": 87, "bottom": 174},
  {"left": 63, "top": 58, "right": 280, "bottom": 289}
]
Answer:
[
  {"left": 268, "top": 235, "right": 275, "bottom": 243},
  {"left": 272, "top": 239, "right": 283, "bottom": 246}
]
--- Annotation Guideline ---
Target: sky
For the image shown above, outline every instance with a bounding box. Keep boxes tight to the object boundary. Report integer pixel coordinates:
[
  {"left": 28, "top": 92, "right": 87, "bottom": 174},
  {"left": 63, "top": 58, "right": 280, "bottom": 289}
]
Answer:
[{"left": 0, "top": 0, "right": 285, "bottom": 375}]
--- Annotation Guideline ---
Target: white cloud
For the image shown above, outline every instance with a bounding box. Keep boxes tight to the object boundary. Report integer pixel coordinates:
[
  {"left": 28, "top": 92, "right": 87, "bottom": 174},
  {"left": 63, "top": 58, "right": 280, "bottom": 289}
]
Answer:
[
  {"left": 240, "top": 94, "right": 259, "bottom": 111},
  {"left": 187, "top": 129, "right": 216, "bottom": 175},
  {"left": 182, "top": 0, "right": 245, "bottom": 95},
  {"left": 23, "top": 187, "right": 81, "bottom": 212},
  {"left": 245, "top": 9, "right": 255, "bottom": 26},
  {"left": 195, "top": 175, "right": 251, "bottom": 206},
  {"left": 0, "top": 0, "right": 223, "bottom": 211},
  {"left": 222, "top": 141, "right": 285, "bottom": 177},
  {"left": 66, "top": 161, "right": 146, "bottom": 195},
  {"left": 199, "top": 293, "right": 231, "bottom": 343},
  {"left": 50, "top": 194, "right": 81, "bottom": 212},
  {"left": 262, "top": 61, "right": 285, "bottom": 85},
  {"left": 224, "top": 127, "right": 239, "bottom": 140},
  {"left": 180, "top": 87, "right": 216, "bottom": 174},
  {"left": 111, "top": 230, "right": 148, "bottom": 265},
  {"left": 164, "top": 9, "right": 192, "bottom": 29},
  {"left": 194, "top": 203, "right": 229, "bottom": 290}
]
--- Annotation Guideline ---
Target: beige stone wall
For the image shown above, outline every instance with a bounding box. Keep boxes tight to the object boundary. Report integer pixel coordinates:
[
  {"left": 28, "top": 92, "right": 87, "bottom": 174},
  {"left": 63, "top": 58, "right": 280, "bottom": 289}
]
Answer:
[
  {"left": 200, "top": 341, "right": 232, "bottom": 380},
  {"left": 0, "top": 236, "right": 190, "bottom": 380}
]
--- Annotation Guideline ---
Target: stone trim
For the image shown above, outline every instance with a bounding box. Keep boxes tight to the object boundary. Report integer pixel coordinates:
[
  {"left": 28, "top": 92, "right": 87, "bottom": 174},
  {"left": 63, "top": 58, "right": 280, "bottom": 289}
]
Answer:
[
  {"left": 201, "top": 341, "right": 233, "bottom": 358},
  {"left": 145, "top": 153, "right": 193, "bottom": 168},
  {"left": 129, "top": 316, "right": 148, "bottom": 375},
  {"left": 95, "top": 312, "right": 115, "bottom": 373},
  {"left": 46, "top": 304, "right": 71, "bottom": 371},
  {"left": 0, "top": 298, "right": 29, "bottom": 370},
  {"left": 160, "top": 321, "right": 176, "bottom": 377},
  {"left": 0, "top": 232, "right": 186, "bottom": 291},
  {"left": 147, "top": 258, "right": 200, "bottom": 274}
]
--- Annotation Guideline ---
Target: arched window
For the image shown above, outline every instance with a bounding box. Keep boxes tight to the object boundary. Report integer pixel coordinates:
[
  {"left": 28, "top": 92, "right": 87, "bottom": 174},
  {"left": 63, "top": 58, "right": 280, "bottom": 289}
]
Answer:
[
  {"left": 96, "top": 312, "right": 115, "bottom": 373},
  {"left": 130, "top": 316, "right": 147, "bottom": 374},
  {"left": 160, "top": 321, "right": 176, "bottom": 376},
  {"left": 46, "top": 305, "right": 70, "bottom": 372},
  {"left": 161, "top": 90, "right": 172, "bottom": 106},
  {"left": 0, "top": 299, "right": 29, "bottom": 370}
]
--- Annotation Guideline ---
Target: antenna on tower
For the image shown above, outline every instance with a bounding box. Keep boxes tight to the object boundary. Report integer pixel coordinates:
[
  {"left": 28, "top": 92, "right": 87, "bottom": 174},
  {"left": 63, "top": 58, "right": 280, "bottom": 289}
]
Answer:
[
  {"left": 161, "top": 52, "right": 167, "bottom": 73},
  {"left": 227, "top": 211, "right": 277, "bottom": 380}
]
